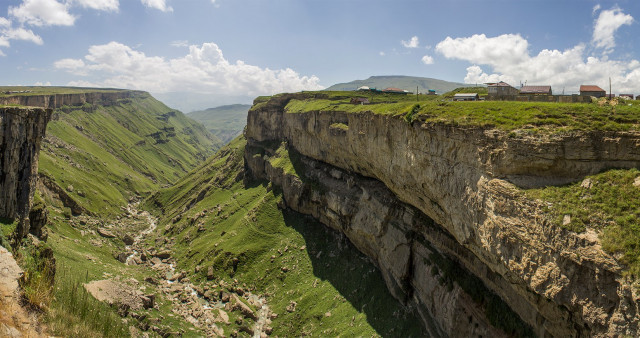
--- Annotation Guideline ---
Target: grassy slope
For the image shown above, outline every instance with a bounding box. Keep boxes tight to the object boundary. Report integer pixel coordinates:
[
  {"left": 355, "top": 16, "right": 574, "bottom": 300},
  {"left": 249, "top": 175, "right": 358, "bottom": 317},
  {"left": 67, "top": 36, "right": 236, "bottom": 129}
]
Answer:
[
  {"left": 39, "top": 91, "right": 220, "bottom": 216},
  {"left": 145, "top": 136, "right": 425, "bottom": 337},
  {"left": 188, "top": 104, "right": 251, "bottom": 144},
  {"left": 525, "top": 168, "right": 640, "bottom": 277},
  {"left": 325, "top": 75, "right": 473, "bottom": 94}
]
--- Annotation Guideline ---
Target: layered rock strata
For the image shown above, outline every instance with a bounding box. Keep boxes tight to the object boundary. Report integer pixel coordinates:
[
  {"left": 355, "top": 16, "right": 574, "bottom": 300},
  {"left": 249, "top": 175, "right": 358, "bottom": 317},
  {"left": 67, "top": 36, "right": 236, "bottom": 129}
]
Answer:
[
  {"left": 0, "top": 90, "right": 145, "bottom": 109},
  {"left": 244, "top": 94, "right": 640, "bottom": 336},
  {"left": 0, "top": 107, "right": 52, "bottom": 238}
]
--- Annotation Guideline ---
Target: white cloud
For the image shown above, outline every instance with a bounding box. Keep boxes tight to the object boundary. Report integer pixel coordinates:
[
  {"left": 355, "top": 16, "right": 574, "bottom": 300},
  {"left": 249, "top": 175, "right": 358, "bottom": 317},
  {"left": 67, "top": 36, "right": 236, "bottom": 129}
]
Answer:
[
  {"left": 141, "top": 0, "right": 173, "bottom": 12},
  {"left": 8, "top": 0, "right": 75, "bottom": 26},
  {"left": 379, "top": 51, "right": 385, "bottom": 56},
  {"left": 55, "top": 41, "right": 324, "bottom": 95},
  {"left": 0, "top": 18, "right": 10, "bottom": 28},
  {"left": 171, "top": 40, "right": 189, "bottom": 47},
  {"left": 435, "top": 31, "right": 640, "bottom": 94},
  {"left": 421, "top": 55, "right": 434, "bottom": 65},
  {"left": 73, "top": 0, "right": 119, "bottom": 12},
  {"left": 592, "top": 7, "right": 633, "bottom": 51},
  {"left": 34, "top": 81, "right": 51, "bottom": 86},
  {"left": 54, "top": 58, "right": 87, "bottom": 75},
  {"left": 436, "top": 34, "right": 529, "bottom": 66},
  {"left": 593, "top": 4, "right": 601, "bottom": 15},
  {"left": 2, "top": 27, "right": 43, "bottom": 45},
  {"left": 401, "top": 36, "right": 419, "bottom": 48}
]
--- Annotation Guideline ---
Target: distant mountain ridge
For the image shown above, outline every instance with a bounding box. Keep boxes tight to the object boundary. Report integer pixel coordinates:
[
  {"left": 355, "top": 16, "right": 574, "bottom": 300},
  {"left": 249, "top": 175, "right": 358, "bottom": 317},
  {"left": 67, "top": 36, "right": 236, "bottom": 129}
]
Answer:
[
  {"left": 188, "top": 104, "right": 251, "bottom": 144},
  {"left": 325, "top": 75, "right": 475, "bottom": 94}
]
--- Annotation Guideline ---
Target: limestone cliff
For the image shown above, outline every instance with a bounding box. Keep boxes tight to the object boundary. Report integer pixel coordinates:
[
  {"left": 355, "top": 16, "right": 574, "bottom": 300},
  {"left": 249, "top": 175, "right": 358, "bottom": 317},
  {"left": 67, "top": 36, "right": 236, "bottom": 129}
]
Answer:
[
  {"left": 0, "top": 90, "right": 145, "bottom": 110},
  {"left": 244, "top": 93, "right": 640, "bottom": 337},
  {"left": 0, "top": 107, "right": 52, "bottom": 238}
]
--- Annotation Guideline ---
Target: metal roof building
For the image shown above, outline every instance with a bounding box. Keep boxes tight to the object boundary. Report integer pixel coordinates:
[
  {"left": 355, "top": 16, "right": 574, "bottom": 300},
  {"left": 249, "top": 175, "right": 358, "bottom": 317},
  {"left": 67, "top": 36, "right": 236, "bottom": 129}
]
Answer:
[{"left": 453, "top": 93, "right": 479, "bottom": 101}]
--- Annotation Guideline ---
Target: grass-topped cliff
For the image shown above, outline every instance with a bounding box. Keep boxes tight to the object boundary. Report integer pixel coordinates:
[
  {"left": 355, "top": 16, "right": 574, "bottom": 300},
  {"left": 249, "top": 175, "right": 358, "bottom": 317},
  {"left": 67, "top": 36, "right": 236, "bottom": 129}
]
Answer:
[{"left": 272, "top": 90, "right": 640, "bottom": 133}]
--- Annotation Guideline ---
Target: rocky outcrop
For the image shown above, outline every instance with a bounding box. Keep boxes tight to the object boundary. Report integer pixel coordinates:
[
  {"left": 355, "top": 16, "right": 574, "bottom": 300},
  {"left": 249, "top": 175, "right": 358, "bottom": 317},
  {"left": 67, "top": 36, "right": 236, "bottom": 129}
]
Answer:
[
  {"left": 244, "top": 94, "right": 640, "bottom": 336},
  {"left": 0, "top": 90, "right": 146, "bottom": 109},
  {"left": 0, "top": 107, "right": 51, "bottom": 239}
]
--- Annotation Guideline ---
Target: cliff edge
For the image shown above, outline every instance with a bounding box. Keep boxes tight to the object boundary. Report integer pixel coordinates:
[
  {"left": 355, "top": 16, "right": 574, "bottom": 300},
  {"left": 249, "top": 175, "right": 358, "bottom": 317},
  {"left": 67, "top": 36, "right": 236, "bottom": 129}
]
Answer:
[{"left": 244, "top": 93, "right": 640, "bottom": 336}]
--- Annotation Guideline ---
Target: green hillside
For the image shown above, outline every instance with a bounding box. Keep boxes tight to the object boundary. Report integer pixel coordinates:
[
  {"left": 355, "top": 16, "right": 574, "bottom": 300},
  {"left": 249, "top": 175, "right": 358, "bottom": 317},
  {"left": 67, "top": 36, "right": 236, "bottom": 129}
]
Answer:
[
  {"left": 325, "top": 75, "right": 475, "bottom": 94},
  {"left": 188, "top": 104, "right": 251, "bottom": 144},
  {"left": 38, "top": 89, "right": 221, "bottom": 216},
  {"left": 144, "top": 136, "right": 425, "bottom": 337}
]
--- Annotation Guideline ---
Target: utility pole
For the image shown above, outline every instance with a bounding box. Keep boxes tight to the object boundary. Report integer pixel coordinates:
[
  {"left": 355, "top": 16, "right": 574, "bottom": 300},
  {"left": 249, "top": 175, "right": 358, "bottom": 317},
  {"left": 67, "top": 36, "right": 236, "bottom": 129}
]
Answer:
[
  {"left": 416, "top": 86, "right": 419, "bottom": 102},
  {"left": 609, "top": 77, "right": 612, "bottom": 100}
]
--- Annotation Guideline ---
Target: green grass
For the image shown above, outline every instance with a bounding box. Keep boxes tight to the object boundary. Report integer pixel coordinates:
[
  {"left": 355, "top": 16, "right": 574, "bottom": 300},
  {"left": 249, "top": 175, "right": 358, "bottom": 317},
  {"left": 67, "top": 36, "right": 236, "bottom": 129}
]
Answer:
[
  {"left": 277, "top": 91, "right": 640, "bottom": 133},
  {"left": 329, "top": 122, "right": 349, "bottom": 131},
  {"left": 525, "top": 168, "right": 640, "bottom": 277},
  {"left": 145, "top": 135, "right": 425, "bottom": 337},
  {"left": 46, "top": 265, "right": 130, "bottom": 337}
]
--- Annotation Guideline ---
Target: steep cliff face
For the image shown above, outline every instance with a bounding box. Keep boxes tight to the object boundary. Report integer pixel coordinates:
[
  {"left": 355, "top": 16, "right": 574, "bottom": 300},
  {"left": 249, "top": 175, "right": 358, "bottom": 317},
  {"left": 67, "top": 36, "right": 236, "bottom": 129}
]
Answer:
[
  {"left": 0, "top": 107, "right": 52, "bottom": 238},
  {"left": 0, "top": 90, "right": 145, "bottom": 110},
  {"left": 244, "top": 94, "right": 640, "bottom": 336}
]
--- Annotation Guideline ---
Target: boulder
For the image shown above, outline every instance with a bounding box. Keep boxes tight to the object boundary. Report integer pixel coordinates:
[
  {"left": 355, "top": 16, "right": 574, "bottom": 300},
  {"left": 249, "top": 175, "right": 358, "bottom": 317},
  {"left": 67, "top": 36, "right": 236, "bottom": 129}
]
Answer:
[
  {"left": 97, "top": 228, "right": 116, "bottom": 238},
  {"left": 122, "top": 235, "right": 135, "bottom": 245}
]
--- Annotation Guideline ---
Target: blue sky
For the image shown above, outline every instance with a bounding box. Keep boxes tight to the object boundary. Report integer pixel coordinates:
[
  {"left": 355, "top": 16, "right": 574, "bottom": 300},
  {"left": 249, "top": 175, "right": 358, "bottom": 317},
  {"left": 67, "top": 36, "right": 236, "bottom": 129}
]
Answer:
[{"left": 1, "top": 0, "right": 640, "bottom": 111}]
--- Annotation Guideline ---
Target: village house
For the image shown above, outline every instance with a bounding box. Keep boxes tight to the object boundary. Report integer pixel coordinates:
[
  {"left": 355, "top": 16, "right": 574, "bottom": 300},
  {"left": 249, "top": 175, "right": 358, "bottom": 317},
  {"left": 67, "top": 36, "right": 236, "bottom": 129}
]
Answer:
[
  {"left": 579, "top": 85, "right": 606, "bottom": 98},
  {"left": 520, "top": 85, "right": 552, "bottom": 95},
  {"left": 427, "top": 89, "right": 436, "bottom": 95},
  {"left": 486, "top": 81, "right": 519, "bottom": 98},
  {"left": 620, "top": 94, "right": 634, "bottom": 100},
  {"left": 453, "top": 93, "right": 479, "bottom": 101}
]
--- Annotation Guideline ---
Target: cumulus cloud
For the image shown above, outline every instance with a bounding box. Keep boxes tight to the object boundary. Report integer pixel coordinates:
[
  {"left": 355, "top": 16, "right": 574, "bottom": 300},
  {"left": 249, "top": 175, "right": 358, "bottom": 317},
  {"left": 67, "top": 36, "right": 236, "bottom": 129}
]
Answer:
[
  {"left": 436, "top": 34, "right": 529, "bottom": 66},
  {"left": 55, "top": 41, "right": 324, "bottom": 95},
  {"left": 592, "top": 7, "right": 633, "bottom": 51},
  {"left": 141, "top": 0, "right": 173, "bottom": 12},
  {"left": 421, "top": 55, "right": 434, "bottom": 65},
  {"left": 73, "top": 0, "right": 119, "bottom": 12},
  {"left": 54, "top": 58, "right": 87, "bottom": 75},
  {"left": 401, "top": 36, "right": 419, "bottom": 48},
  {"left": 0, "top": 22, "right": 44, "bottom": 54},
  {"left": 3, "top": 27, "right": 44, "bottom": 45},
  {"left": 435, "top": 31, "right": 640, "bottom": 94},
  {"left": 9, "top": 0, "right": 75, "bottom": 26}
]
